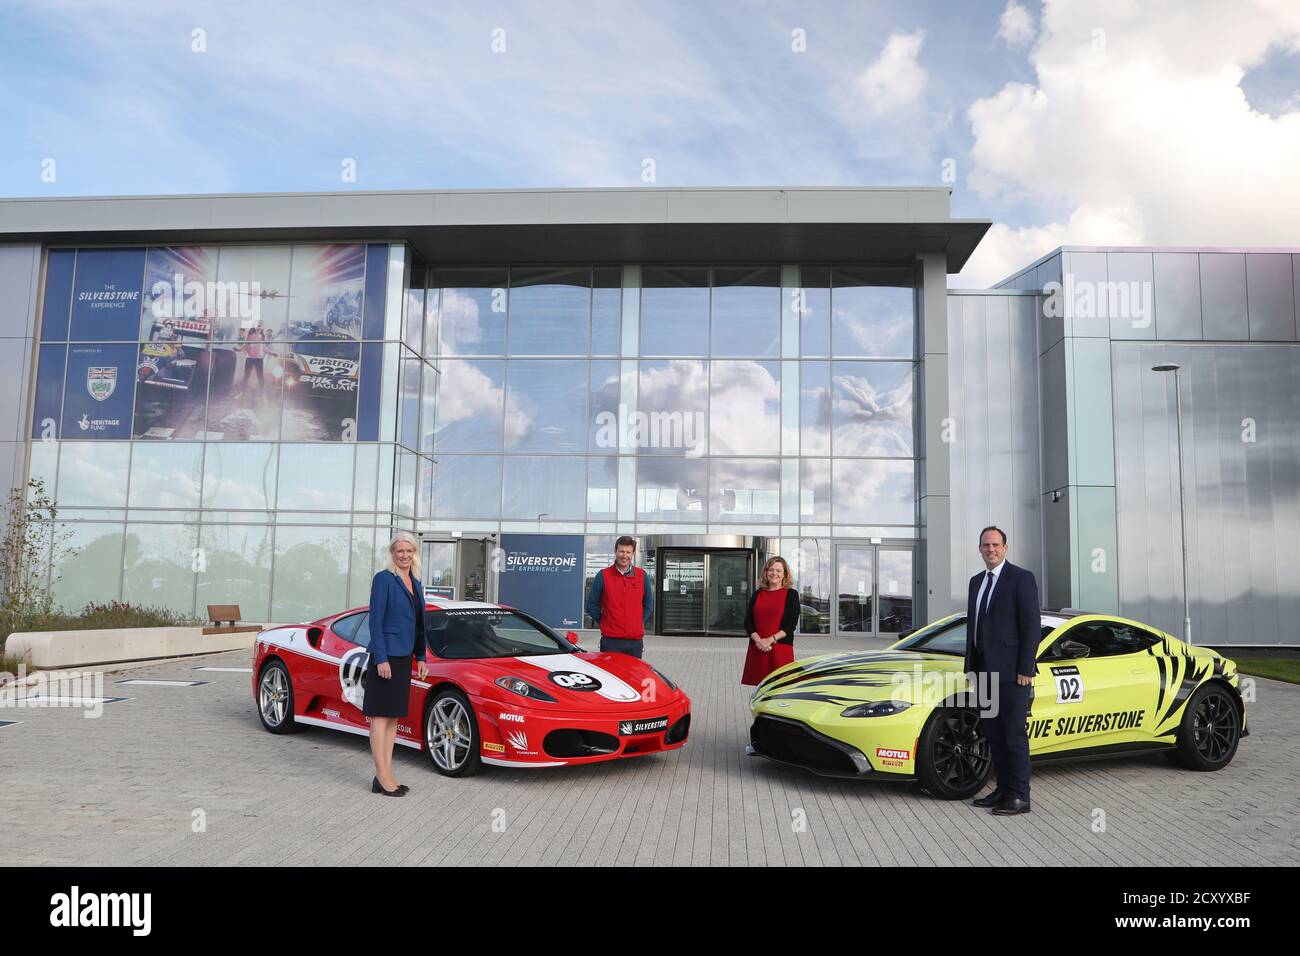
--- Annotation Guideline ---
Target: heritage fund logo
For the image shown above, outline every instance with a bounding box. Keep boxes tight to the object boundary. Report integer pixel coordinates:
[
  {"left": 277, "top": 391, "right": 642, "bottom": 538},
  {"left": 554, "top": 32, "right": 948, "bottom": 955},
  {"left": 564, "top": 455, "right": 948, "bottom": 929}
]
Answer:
[{"left": 49, "top": 886, "right": 152, "bottom": 936}]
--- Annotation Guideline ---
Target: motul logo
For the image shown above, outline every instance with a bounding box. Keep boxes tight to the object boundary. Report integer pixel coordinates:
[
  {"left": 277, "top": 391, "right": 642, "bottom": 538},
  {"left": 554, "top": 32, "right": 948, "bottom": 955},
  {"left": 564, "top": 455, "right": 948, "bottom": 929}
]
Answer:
[{"left": 876, "top": 748, "right": 910, "bottom": 760}]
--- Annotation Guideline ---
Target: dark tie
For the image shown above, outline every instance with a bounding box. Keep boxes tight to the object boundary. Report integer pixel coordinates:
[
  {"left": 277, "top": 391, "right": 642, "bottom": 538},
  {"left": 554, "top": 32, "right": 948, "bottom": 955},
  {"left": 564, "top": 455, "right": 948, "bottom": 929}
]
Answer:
[{"left": 975, "top": 570, "right": 993, "bottom": 652}]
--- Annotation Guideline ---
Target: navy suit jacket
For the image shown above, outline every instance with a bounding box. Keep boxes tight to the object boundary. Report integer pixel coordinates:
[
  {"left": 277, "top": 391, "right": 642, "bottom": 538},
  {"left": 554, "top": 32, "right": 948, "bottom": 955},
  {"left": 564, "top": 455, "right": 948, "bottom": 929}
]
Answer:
[
  {"left": 963, "top": 561, "right": 1040, "bottom": 680},
  {"left": 368, "top": 570, "right": 427, "bottom": 662}
]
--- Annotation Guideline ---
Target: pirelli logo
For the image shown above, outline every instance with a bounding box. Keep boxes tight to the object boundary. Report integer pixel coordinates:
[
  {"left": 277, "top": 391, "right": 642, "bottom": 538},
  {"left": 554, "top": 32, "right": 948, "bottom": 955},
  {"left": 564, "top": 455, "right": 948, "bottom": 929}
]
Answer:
[{"left": 482, "top": 742, "right": 505, "bottom": 753}]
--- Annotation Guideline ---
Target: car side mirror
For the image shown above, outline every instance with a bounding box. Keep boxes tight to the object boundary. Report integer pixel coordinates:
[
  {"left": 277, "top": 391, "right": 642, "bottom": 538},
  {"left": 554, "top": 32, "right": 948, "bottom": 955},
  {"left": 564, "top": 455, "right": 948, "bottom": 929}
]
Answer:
[
  {"left": 1059, "top": 639, "right": 1090, "bottom": 659},
  {"left": 566, "top": 631, "right": 580, "bottom": 645},
  {"left": 306, "top": 626, "right": 323, "bottom": 649}
]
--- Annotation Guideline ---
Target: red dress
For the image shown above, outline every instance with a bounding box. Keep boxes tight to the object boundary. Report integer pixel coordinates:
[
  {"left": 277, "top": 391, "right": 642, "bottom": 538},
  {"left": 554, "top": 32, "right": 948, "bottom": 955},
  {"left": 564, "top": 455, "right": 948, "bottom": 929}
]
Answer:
[{"left": 741, "top": 587, "right": 795, "bottom": 685}]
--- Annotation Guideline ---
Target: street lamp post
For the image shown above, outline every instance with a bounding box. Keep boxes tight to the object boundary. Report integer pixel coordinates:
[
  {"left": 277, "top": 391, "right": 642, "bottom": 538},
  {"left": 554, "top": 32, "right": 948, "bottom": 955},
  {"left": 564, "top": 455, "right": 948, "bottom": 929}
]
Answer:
[{"left": 1152, "top": 363, "right": 1192, "bottom": 645}]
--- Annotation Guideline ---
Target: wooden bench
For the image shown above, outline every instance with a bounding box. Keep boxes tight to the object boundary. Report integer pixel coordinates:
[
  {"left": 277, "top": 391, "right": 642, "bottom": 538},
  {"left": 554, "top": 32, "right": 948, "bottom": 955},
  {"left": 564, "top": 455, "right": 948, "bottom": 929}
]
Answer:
[{"left": 203, "top": 604, "right": 263, "bottom": 636}]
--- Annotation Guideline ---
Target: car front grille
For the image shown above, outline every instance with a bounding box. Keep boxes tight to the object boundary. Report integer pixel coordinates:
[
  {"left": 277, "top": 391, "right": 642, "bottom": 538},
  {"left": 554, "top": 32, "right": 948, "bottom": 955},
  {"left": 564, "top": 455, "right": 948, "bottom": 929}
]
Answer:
[{"left": 750, "top": 715, "right": 863, "bottom": 776}]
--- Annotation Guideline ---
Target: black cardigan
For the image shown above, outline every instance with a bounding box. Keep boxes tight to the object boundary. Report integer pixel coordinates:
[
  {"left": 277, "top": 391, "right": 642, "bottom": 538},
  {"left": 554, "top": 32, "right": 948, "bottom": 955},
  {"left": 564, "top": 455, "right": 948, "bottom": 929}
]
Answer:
[{"left": 743, "top": 587, "right": 800, "bottom": 644}]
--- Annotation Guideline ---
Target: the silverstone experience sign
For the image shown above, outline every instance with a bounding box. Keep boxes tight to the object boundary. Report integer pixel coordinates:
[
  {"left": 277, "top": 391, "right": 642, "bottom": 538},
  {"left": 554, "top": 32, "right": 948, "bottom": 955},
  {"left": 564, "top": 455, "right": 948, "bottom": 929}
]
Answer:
[{"left": 497, "top": 534, "right": 584, "bottom": 631}]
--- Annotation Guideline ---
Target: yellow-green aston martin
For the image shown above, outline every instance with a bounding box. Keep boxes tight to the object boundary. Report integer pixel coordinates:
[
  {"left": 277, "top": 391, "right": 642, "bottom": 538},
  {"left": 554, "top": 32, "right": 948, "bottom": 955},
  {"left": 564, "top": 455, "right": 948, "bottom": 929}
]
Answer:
[{"left": 749, "top": 611, "right": 1248, "bottom": 799}]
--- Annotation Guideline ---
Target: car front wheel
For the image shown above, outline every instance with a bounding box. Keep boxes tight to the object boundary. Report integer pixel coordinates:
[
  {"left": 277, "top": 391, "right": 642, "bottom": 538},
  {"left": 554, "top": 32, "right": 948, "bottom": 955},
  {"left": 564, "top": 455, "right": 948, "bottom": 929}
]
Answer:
[
  {"left": 424, "top": 688, "right": 483, "bottom": 777},
  {"left": 1172, "top": 683, "right": 1240, "bottom": 771},
  {"left": 257, "top": 659, "right": 300, "bottom": 734},
  {"left": 916, "top": 707, "right": 992, "bottom": 799}
]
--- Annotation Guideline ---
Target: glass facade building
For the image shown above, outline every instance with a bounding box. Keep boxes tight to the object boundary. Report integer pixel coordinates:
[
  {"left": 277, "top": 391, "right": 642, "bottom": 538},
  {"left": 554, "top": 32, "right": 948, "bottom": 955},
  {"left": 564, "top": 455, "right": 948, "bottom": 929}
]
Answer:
[{"left": 1, "top": 189, "right": 1296, "bottom": 644}]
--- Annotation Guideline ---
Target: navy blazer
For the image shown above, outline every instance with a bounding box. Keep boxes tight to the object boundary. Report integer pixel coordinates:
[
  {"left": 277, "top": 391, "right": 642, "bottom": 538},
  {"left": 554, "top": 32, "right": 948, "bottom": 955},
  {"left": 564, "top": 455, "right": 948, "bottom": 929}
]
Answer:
[
  {"left": 368, "top": 569, "right": 427, "bottom": 663},
  {"left": 962, "top": 561, "right": 1040, "bottom": 680}
]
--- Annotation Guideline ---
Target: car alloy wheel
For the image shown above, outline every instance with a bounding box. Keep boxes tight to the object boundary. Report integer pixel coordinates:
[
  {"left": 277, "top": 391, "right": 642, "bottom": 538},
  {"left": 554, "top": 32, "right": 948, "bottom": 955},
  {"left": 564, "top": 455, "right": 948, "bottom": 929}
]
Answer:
[
  {"left": 933, "top": 710, "right": 991, "bottom": 790},
  {"left": 260, "top": 665, "right": 289, "bottom": 727},
  {"left": 1190, "top": 689, "right": 1238, "bottom": 764},
  {"left": 427, "top": 696, "right": 474, "bottom": 772}
]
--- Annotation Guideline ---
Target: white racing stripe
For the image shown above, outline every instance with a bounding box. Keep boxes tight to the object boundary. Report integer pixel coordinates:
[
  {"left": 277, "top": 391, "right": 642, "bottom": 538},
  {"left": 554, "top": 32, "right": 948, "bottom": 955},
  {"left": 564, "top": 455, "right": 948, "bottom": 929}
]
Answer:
[
  {"left": 482, "top": 756, "right": 566, "bottom": 768},
  {"left": 514, "top": 653, "right": 642, "bottom": 703}
]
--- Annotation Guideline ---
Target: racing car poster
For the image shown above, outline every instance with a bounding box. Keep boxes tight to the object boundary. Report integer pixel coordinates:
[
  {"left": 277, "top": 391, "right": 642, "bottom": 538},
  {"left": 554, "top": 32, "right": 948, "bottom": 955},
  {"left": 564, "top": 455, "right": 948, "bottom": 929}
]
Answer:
[
  {"left": 278, "top": 244, "right": 364, "bottom": 442},
  {"left": 197, "top": 245, "right": 293, "bottom": 441},
  {"left": 192, "top": 243, "right": 365, "bottom": 442},
  {"left": 133, "top": 247, "right": 218, "bottom": 440}
]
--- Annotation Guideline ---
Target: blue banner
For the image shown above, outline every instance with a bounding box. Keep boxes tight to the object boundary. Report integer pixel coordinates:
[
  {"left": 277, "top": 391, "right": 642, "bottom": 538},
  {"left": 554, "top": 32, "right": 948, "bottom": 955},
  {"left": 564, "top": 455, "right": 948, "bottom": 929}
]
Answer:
[
  {"left": 62, "top": 343, "right": 137, "bottom": 439},
  {"left": 69, "top": 248, "right": 146, "bottom": 341},
  {"left": 498, "top": 534, "right": 585, "bottom": 630}
]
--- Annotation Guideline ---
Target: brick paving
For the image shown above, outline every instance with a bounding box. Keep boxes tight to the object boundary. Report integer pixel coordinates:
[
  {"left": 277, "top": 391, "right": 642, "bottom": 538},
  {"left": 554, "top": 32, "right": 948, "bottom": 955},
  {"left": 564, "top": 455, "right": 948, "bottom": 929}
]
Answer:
[{"left": 1, "top": 635, "right": 1297, "bottom": 866}]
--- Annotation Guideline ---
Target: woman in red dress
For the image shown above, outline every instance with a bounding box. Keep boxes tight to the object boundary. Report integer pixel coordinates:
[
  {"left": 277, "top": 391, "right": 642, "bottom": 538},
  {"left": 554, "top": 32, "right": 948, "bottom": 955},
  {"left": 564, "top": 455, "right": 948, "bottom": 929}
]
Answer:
[{"left": 741, "top": 556, "right": 800, "bottom": 686}]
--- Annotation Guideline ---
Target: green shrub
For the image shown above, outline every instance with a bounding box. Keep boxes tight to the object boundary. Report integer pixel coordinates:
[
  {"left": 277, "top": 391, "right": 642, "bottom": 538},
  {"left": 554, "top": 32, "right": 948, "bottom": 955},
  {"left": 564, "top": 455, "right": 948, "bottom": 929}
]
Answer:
[{"left": 0, "top": 600, "right": 202, "bottom": 649}]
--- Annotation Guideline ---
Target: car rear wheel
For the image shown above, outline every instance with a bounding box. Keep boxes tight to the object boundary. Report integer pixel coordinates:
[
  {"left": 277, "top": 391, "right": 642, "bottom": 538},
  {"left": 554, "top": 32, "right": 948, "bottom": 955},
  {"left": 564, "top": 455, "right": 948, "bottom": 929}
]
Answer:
[
  {"left": 257, "top": 660, "right": 300, "bottom": 734},
  {"left": 424, "top": 688, "right": 482, "bottom": 777},
  {"left": 1172, "top": 683, "right": 1240, "bottom": 771},
  {"left": 916, "top": 707, "right": 992, "bottom": 799}
]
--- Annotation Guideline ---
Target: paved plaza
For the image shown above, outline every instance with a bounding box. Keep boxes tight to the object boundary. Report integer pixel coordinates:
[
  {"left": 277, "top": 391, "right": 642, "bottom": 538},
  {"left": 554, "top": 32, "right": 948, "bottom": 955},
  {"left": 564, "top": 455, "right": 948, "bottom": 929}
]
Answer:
[{"left": 2, "top": 636, "right": 1298, "bottom": 866}]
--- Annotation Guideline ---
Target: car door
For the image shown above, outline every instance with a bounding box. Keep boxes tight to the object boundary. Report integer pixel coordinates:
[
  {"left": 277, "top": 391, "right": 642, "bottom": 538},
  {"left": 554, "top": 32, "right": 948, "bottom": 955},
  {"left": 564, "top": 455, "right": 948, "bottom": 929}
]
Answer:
[
  {"left": 1030, "top": 619, "right": 1158, "bottom": 753},
  {"left": 321, "top": 611, "right": 371, "bottom": 726}
]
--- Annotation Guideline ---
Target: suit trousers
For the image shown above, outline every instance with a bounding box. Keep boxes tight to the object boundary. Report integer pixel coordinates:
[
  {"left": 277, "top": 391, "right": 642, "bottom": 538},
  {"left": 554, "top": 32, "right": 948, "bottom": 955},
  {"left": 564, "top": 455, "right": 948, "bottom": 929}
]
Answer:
[{"left": 974, "top": 651, "right": 1031, "bottom": 800}]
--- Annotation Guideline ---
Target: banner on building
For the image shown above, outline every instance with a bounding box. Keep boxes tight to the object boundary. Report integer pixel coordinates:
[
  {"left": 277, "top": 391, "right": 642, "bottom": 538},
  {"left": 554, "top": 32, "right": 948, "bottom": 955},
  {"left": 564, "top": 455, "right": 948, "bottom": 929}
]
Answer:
[{"left": 497, "top": 534, "right": 585, "bottom": 631}]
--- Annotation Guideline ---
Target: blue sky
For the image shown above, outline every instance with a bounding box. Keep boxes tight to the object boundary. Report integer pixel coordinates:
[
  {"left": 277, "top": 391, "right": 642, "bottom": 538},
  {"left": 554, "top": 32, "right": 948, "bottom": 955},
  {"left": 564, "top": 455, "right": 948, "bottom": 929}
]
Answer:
[{"left": 3, "top": 0, "right": 1299, "bottom": 284}]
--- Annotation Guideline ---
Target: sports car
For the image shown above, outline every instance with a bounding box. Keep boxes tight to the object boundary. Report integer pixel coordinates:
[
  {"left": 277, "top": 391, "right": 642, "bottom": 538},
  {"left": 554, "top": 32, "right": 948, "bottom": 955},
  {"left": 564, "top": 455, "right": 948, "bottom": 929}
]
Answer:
[
  {"left": 749, "top": 610, "right": 1247, "bottom": 799},
  {"left": 278, "top": 326, "right": 359, "bottom": 400},
  {"left": 253, "top": 600, "right": 690, "bottom": 775}
]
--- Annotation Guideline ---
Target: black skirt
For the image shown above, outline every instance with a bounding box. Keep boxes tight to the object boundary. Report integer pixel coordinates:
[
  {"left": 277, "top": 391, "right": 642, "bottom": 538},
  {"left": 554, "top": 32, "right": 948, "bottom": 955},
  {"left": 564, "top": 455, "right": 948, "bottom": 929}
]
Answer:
[{"left": 362, "top": 655, "right": 412, "bottom": 718}]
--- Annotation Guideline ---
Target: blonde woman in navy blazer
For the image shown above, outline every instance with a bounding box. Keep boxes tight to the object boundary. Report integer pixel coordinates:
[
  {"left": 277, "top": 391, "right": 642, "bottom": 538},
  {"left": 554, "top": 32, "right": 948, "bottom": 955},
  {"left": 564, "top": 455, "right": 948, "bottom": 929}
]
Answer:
[{"left": 366, "top": 531, "right": 428, "bottom": 796}]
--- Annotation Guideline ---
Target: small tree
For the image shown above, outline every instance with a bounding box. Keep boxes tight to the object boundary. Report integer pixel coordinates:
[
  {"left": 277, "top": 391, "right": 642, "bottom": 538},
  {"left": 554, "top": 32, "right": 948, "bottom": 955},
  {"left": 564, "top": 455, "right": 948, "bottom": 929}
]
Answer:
[{"left": 0, "top": 478, "right": 75, "bottom": 641}]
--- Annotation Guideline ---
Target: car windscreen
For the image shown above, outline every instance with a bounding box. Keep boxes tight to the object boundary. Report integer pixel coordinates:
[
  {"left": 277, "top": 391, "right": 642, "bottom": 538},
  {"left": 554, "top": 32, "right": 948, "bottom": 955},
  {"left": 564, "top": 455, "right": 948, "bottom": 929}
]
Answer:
[
  {"left": 893, "top": 617, "right": 967, "bottom": 656},
  {"left": 426, "top": 608, "right": 570, "bottom": 659},
  {"left": 292, "top": 338, "right": 357, "bottom": 359}
]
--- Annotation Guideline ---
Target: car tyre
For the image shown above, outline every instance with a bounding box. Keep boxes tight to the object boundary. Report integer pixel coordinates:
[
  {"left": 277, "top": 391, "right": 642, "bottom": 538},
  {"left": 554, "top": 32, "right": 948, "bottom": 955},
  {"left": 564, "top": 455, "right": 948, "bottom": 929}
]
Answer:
[
  {"left": 257, "top": 659, "right": 301, "bottom": 734},
  {"left": 1172, "top": 683, "right": 1240, "bottom": 771},
  {"left": 424, "top": 687, "right": 483, "bottom": 777},
  {"left": 916, "top": 707, "right": 992, "bottom": 799}
]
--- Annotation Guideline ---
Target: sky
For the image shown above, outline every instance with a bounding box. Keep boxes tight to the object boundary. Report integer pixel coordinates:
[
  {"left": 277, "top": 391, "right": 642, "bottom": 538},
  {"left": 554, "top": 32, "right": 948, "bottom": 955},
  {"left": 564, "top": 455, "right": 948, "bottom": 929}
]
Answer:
[{"left": 2, "top": 0, "right": 1299, "bottom": 286}]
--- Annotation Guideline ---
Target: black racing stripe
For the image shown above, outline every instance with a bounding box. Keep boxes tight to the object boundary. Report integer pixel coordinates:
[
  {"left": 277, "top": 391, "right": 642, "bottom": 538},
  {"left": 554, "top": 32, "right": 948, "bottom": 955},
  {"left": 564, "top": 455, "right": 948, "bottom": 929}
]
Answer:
[
  {"left": 1159, "top": 655, "right": 1211, "bottom": 727},
  {"left": 1155, "top": 656, "right": 1168, "bottom": 715},
  {"left": 760, "top": 653, "right": 932, "bottom": 693},
  {"left": 760, "top": 691, "right": 863, "bottom": 706}
]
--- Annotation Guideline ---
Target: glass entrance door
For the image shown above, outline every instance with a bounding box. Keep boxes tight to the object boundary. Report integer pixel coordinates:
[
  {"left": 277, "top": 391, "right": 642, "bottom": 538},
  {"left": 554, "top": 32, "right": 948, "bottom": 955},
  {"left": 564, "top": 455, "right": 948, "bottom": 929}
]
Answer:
[
  {"left": 660, "top": 551, "right": 705, "bottom": 633},
  {"left": 833, "top": 544, "right": 914, "bottom": 637},
  {"left": 421, "top": 538, "right": 489, "bottom": 602},
  {"left": 875, "top": 548, "right": 914, "bottom": 637},
  {"left": 659, "top": 549, "right": 754, "bottom": 635},
  {"left": 706, "top": 552, "right": 751, "bottom": 634},
  {"left": 836, "top": 546, "right": 875, "bottom": 633}
]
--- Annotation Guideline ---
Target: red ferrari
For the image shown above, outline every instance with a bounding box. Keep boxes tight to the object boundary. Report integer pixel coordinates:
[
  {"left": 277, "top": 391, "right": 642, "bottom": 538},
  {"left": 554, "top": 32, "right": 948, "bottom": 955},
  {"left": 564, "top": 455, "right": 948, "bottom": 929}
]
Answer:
[{"left": 252, "top": 600, "right": 691, "bottom": 775}]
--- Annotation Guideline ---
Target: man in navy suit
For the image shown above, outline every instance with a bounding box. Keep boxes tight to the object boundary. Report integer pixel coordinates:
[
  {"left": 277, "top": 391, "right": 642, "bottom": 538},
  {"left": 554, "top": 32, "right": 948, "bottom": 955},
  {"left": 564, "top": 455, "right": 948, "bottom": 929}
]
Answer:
[{"left": 963, "top": 526, "right": 1040, "bottom": 816}]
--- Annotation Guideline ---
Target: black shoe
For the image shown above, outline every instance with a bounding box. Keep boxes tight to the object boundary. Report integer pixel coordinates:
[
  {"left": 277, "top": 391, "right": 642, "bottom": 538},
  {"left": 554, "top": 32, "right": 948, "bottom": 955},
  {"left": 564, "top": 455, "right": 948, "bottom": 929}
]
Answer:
[
  {"left": 372, "top": 776, "right": 406, "bottom": 797},
  {"left": 972, "top": 790, "right": 1005, "bottom": 808},
  {"left": 991, "top": 797, "right": 1031, "bottom": 815}
]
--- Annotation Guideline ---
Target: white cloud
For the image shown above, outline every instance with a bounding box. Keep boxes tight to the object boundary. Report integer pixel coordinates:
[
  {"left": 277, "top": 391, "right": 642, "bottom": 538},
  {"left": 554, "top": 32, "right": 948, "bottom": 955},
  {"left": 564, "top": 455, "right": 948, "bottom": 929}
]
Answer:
[
  {"left": 998, "top": 2, "right": 1036, "bottom": 49},
  {"left": 856, "top": 31, "right": 927, "bottom": 117},
  {"left": 959, "top": 0, "right": 1300, "bottom": 286}
]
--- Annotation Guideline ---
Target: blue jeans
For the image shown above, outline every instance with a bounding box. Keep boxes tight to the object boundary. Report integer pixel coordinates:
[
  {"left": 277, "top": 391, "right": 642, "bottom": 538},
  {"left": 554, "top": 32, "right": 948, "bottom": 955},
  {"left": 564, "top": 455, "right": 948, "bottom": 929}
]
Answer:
[{"left": 599, "top": 636, "right": 644, "bottom": 659}]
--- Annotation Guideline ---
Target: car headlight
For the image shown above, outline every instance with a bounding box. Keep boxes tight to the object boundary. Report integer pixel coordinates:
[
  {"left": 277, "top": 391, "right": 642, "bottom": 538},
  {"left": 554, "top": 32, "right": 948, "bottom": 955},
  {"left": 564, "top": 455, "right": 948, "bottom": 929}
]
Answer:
[
  {"left": 651, "top": 667, "right": 678, "bottom": 692},
  {"left": 495, "top": 676, "right": 556, "bottom": 703},
  {"left": 840, "top": 700, "right": 912, "bottom": 718}
]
